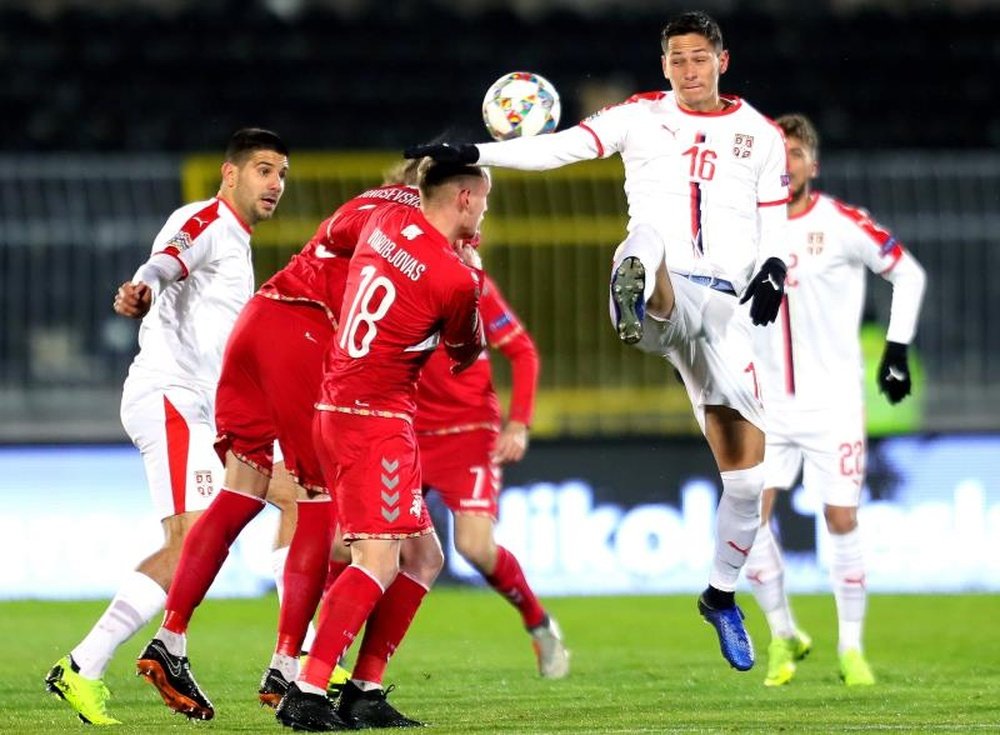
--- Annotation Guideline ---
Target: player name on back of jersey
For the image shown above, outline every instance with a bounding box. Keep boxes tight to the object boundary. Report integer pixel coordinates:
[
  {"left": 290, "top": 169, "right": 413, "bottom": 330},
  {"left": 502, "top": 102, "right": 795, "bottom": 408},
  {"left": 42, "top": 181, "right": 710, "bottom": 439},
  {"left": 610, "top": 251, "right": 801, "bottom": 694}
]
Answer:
[
  {"left": 367, "top": 227, "right": 427, "bottom": 281},
  {"left": 358, "top": 186, "right": 421, "bottom": 207}
]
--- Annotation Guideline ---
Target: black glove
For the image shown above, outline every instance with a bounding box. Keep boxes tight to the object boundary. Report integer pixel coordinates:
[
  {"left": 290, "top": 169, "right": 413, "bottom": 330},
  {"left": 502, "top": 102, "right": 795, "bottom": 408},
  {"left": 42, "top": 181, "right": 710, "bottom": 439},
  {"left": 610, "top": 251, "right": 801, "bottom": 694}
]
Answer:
[
  {"left": 402, "top": 142, "right": 479, "bottom": 164},
  {"left": 740, "top": 257, "right": 787, "bottom": 326},
  {"left": 877, "top": 341, "right": 912, "bottom": 404}
]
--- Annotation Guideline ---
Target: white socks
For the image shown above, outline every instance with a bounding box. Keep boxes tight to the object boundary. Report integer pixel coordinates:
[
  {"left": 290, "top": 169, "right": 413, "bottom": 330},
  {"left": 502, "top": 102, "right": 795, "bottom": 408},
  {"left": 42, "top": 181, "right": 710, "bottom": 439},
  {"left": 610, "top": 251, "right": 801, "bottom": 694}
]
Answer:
[
  {"left": 154, "top": 626, "right": 187, "bottom": 657},
  {"left": 830, "top": 527, "right": 867, "bottom": 653},
  {"left": 709, "top": 464, "right": 763, "bottom": 592},
  {"left": 746, "top": 522, "right": 797, "bottom": 638},
  {"left": 71, "top": 571, "right": 166, "bottom": 679},
  {"left": 270, "top": 652, "right": 299, "bottom": 683},
  {"left": 272, "top": 544, "right": 318, "bottom": 654}
]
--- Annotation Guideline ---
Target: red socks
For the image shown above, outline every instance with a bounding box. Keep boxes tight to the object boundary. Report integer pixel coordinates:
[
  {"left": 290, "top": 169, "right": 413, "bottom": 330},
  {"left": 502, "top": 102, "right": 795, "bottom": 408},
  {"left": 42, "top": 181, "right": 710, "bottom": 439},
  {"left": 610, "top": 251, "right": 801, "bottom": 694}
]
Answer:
[
  {"left": 275, "top": 500, "right": 333, "bottom": 657},
  {"left": 485, "top": 545, "right": 546, "bottom": 630},
  {"left": 352, "top": 573, "right": 429, "bottom": 684},
  {"left": 301, "top": 566, "right": 383, "bottom": 690},
  {"left": 162, "top": 489, "right": 264, "bottom": 633}
]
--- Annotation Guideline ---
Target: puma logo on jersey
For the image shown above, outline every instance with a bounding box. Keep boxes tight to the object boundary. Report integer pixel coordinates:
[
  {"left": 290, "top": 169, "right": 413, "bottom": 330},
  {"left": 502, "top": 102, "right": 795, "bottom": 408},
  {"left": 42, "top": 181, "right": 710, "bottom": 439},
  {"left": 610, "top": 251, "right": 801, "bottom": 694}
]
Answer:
[
  {"left": 661, "top": 124, "right": 678, "bottom": 138},
  {"left": 314, "top": 244, "right": 337, "bottom": 259},
  {"left": 192, "top": 216, "right": 207, "bottom": 227},
  {"left": 304, "top": 331, "right": 318, "bottom": 343}
]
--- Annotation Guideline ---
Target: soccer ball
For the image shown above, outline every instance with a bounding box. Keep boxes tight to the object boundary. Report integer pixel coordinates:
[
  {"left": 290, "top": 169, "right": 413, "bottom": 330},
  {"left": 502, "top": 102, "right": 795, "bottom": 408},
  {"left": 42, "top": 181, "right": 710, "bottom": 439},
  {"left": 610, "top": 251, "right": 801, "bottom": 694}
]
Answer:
[{"left": 482, "top": 71, "right": 561, "bottom": 141}]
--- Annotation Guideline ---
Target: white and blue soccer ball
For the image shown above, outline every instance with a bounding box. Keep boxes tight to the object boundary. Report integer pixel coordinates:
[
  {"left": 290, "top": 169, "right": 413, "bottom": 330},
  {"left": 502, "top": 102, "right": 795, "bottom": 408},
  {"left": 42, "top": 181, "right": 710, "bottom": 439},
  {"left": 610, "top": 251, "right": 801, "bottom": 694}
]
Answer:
[{"left": 481, "top": 71, "right": 561, "bottom": 141}]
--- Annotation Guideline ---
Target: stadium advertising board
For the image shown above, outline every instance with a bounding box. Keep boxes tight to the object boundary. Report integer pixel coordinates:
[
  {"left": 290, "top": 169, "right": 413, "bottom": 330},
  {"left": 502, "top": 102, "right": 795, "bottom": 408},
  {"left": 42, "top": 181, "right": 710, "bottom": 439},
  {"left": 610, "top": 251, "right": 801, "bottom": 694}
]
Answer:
[{"left": 1, "top": 435, "right": 997, "bottom": 599}]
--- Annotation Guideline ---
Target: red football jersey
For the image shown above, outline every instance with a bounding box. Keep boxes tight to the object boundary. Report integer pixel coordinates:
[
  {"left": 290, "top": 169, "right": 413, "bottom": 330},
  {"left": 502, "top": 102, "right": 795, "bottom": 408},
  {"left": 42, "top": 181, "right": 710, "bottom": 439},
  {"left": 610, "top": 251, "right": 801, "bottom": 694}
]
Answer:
[
  {"left": 414, "top": 275, "right": 538, "bottom": 433},
  {"left": 318, "top": 204, "right": 484, "bottom": 419},
  {"left": 257, "top": 185, "right": 421, "bottom": 324}
]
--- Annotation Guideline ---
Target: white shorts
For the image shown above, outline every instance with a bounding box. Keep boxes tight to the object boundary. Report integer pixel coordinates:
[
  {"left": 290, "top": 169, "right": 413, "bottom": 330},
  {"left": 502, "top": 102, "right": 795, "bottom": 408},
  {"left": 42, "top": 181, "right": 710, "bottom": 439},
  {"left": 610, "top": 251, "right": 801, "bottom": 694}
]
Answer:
[
  {"left": 625, "top": 270, "right": 765, "bottom": 434},
  {"left": 120, "top": 375, "right": 222, "bottom": 520},
  {"left": 763, "top": 405, "right": 866, "bottom": 507}
]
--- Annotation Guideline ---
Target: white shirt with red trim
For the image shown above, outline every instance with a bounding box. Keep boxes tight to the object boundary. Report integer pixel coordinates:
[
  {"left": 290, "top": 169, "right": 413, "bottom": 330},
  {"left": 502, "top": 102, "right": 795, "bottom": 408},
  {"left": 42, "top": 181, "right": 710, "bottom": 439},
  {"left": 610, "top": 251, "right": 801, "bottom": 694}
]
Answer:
[
  {"left": 476, "top": 91, "right": 789, "bottom": 293},
  {"left": 753, "top": 192, "right": 924, "bottom": 413},
  {"left": 128, "top": 197, "right": 254, "bottom": 389}
]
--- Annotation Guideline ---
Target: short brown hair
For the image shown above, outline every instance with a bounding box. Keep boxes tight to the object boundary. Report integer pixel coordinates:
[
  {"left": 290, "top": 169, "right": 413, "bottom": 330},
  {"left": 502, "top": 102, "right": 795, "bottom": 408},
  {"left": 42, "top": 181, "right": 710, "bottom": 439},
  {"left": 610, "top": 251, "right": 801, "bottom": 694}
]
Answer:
[
  {"left": 416, "top": 158, "right": 488, "bottom": 201},
  {"left": 661, "top": 11, "right": 724, "bottom": 53},
  {"left": 777, "top": 114, "right": 820, "bottom": 158}
]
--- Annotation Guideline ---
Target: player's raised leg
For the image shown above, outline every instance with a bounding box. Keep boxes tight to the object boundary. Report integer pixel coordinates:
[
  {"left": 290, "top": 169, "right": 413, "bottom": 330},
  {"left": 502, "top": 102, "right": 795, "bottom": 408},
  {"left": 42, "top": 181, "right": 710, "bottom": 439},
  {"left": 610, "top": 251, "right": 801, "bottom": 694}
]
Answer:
[{"left": 609, "top": 225, "right": 669, "bottom": 345}]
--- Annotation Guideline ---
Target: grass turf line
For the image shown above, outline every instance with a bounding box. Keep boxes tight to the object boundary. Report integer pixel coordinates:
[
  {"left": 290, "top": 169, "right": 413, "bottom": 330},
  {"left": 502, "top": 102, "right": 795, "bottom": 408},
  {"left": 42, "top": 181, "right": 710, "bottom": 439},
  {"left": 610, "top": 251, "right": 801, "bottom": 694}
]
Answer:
[{"left": 2, "top": 591, "right": 998, "bottom": 733}]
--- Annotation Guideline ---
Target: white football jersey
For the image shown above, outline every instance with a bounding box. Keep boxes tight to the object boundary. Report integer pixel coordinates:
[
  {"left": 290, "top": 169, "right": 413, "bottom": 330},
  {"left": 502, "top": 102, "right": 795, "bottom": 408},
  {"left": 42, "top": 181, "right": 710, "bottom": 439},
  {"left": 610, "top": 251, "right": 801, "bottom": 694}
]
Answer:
[
  {"left": 127, "top": 197, "right": 254, "bottom": 389},
  {"left": 477, "top": 91, "right": 789, "bottom": 293},
  {"left": 754, "top": 192, "right": 906, "bottom": 413}
]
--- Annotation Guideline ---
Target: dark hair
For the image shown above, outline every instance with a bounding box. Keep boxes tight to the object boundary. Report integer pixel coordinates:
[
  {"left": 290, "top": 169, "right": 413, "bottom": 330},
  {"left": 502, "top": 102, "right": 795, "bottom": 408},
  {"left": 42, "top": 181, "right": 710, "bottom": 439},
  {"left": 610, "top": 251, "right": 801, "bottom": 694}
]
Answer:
[
  {"left": 416, "top": 158, "right": 488, "bottom": 200},
  {"left": 224, "top": 128, "right": 288, "bottom": 164},
  {"left": 661, "top": 11, "right": 724, "bottom": 52},
  {"left": 777, "top": 113, "right": 820, "bottom": 157}
]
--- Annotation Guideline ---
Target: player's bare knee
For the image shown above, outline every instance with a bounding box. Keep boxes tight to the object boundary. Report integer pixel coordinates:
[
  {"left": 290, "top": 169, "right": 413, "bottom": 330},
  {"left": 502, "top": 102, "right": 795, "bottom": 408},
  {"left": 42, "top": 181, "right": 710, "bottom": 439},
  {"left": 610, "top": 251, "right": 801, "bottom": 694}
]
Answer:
[
  {"left": 399, "top": 536, "right": 443, "bottom": 587},
  {"left": 824, "top": 505, "right": 857, "bottom": 535}
]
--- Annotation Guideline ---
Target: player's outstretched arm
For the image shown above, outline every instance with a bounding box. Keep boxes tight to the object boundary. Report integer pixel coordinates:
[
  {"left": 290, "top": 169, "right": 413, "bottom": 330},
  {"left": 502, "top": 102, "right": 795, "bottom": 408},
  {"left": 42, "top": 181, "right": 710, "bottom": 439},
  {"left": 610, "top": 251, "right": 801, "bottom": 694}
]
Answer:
[
  {"left": 406, "top": 127, "right": 599, "bottom": 172},
  {"left": 740, "top": 257, "right": 787, "bottom": 326}
]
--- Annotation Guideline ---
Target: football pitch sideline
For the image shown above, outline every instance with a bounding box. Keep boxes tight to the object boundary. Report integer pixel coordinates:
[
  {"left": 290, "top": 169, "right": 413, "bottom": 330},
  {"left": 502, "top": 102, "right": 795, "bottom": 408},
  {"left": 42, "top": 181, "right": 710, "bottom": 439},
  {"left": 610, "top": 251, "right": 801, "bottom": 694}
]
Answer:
[{"left": 2, "top": 591, "right": 997, "bottom": 733}]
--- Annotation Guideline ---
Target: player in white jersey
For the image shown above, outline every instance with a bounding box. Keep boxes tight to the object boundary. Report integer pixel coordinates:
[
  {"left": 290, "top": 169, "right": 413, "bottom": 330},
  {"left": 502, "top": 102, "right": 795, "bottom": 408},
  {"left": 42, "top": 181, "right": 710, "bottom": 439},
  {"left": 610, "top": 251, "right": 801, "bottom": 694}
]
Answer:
[
  {"left": 746, "top": 114, "right": 926, "bottom": 688},
  {"left": 45, "top": 129, "right": 289, "bottom": 725},
  {"left": 407, "top": 11, "right": 788, "bottom": 672}
]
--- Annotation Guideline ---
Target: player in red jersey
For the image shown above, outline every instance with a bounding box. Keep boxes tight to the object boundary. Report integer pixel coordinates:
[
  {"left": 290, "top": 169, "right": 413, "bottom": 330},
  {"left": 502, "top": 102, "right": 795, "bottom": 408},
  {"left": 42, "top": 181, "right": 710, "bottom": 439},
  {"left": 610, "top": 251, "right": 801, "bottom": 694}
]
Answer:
[
  {"left": 415, "top": 269, "right": 569, "bottom": 678},
  {"left": 136, "top": 169, "right": 423, "bottom": 721},
  {"left": 275, "top": 159, "right": 487, "bottom": 732}
]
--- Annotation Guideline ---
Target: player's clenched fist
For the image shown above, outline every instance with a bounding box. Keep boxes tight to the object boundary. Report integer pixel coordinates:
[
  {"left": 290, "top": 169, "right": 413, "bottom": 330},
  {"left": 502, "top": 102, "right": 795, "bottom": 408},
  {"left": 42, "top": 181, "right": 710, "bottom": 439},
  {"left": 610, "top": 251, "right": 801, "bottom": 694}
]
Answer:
[{"left": 113, "top": 281, "right": 152, "bottom": 319}]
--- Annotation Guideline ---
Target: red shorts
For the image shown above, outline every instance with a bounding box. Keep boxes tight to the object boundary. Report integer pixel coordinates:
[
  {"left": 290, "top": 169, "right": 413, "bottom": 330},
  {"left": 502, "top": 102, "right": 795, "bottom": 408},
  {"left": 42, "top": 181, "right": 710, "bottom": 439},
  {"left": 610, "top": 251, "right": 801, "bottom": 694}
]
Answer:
[
  {"left": 418, "top": 429, "right": 500, "bottom": 518},
  {"left": 215, "top": 295, "right": 332, "bottom": 492},
  {"left": 315, "top": 410, "right": 433, "bottom": 541}
]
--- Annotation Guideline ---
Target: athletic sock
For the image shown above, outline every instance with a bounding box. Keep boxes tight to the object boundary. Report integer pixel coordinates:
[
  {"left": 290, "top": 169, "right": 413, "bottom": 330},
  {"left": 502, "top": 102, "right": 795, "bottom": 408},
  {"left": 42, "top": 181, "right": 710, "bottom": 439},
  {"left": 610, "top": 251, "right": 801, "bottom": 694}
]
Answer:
[
  {"left": 830, "top": 527, "right": 867, "bottom": 653},
  {"left": 162, "top": 489, "right": 265, "bottom": 634},
  {"left": 275, "top": 499, "right": 332, "bottom": 658},
  {"left": 746, "top": 522, "right": 796, "bottom": 638},
  {"left": 485, "top": 546, "right": 546, "bottom": 629},
  {"left": 709, "top": 464, "right": 764, "bottom": 592},
  {"left": 351, "top": 573, "right": 429, "bottom": 684},
  {"left": 71, "top": 571, "right": 166, "bottom": 679},
  {"left": 299, "top": 566, "right": 383, "bottom": 691},
  {"left": 301, "top": 558, "right": 349, "bottom": 655}
]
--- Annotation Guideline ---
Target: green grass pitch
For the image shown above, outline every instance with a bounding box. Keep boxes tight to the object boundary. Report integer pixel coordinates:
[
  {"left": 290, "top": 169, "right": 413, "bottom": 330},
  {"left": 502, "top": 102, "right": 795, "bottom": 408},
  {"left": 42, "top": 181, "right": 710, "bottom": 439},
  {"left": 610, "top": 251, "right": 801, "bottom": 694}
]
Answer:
[{"left": 2, "top": 590, "right": 998, "bottom": 733}]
